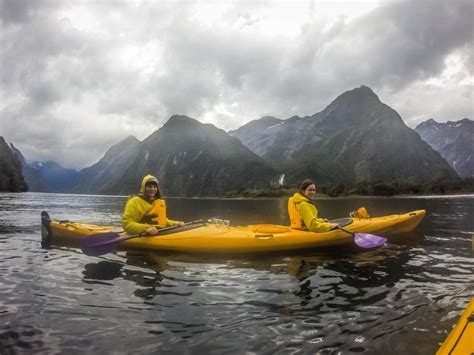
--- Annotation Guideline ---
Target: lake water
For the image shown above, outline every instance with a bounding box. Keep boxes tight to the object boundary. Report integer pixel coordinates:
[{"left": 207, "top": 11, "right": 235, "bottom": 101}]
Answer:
[{"left": 0, "top": 192, "right": 473, "bottom": 354}]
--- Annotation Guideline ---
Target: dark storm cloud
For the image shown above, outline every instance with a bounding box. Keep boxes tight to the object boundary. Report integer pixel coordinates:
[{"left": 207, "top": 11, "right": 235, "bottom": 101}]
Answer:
[
  {"left": 351, "top": 0, "right": 473, "bottom": 88},
  {"left": 253, "top": 0, "right": 474, "bottom": 118}
]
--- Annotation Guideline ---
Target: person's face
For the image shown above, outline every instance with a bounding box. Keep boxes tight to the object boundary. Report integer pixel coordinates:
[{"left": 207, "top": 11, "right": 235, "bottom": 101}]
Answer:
[
  {"left": 145, "top": 183, "right": 158, "bottom": 197},
  {"left": 304, "top": 184, "right": 316, "bottom": 199}
]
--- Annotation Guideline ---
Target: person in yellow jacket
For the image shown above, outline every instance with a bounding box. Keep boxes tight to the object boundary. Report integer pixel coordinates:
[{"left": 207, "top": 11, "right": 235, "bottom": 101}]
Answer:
[
  {"left": 288, "top": 179, "right": 338, "bottom": 232},
  {"left": 122, "top": 175, "right": 184, "bottom": 235}
]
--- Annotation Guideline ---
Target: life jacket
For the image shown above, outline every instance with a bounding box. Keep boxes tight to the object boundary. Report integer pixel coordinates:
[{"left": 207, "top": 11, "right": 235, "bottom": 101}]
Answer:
[
  {"left": 133, "top": 195, "right": 167, "bottom": 227},
  {"left": 288, "top": 196, "right": 303, "bottom": 229},
  {"left": 148, "top": 198, "right": 167, "bottom": 227}
]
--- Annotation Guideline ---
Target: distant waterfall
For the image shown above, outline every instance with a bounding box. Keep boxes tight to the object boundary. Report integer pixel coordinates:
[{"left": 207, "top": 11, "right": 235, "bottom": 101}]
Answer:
[{"left": 278, "top": 173, "right": 285, "bottom": 186}]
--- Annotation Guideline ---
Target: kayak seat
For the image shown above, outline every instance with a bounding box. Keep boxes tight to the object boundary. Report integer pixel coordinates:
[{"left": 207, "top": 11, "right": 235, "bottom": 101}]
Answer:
[{"left": 329, "top": 218, "right": 353, "bottom": 227}]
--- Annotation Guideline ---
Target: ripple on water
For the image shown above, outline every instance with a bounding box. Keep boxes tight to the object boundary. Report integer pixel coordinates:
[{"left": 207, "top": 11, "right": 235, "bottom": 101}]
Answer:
[{"left": 0, "top": 193, "right": 473, "bottom": 353}]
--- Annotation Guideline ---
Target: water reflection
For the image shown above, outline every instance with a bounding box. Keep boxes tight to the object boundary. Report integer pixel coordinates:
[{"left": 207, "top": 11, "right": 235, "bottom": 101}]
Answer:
[
  {"left": 76, "top": 242, "right": 417, "bottom": 314},
  {"left": 386, "top": 230, "right": 425, "bottom": 246},
  {"left": 83, "top": 261, "right": 123, "bottom": 281},
  {"left": 0, "top": 324, "right": 46, "bottom": 353}
]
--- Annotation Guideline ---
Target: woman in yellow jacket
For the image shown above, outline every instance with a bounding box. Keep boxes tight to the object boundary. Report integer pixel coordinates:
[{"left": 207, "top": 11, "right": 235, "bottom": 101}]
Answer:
[
  {"left": 122, "top": 175, "right": 184, "bottom": 235},
  {"left": 288, "top": 179, "right": 338, "bottom": 232}
]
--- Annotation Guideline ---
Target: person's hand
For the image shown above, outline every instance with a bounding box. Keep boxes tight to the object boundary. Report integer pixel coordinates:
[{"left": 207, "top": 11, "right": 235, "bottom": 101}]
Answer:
[
  {"left": 146, "top": 226, "right": 158, "bottom": 235},
  {"left": 177, "top": 221, "right": 185, "bottom": 226},
  {"left": 330, "top": 223, "right": 338, "bottom": 230}
]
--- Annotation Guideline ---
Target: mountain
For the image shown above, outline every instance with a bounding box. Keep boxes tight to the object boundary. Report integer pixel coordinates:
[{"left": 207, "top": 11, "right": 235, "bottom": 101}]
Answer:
[
  {"left": 228, "top": 116, "right": 284, "bottom": 156},
  {"left": 230, "top": 114, "right": 317, "bottom": 163},
  {"left": 28, "top": 161, "right": 79, "bottom": 192},
  {"left": 0, "top": 137, "right": 28, "bottom": 192},
  {"left": 8, "top": 86, "right": 463, "bottom": 196},
  {"left": 102, "top": 115, "right": 278, "bottom": 196},
  {"left": 9, "top": 136, "right": 139, "bottom": 193},
  {"left": 9, "top": 144, "right": 48, "bottom": 192},
  {"left": 10, "top": 143, "right": 79, "bottom": 192},
  {"left": 415, "top": 118, "right": 473, "bottom": 177},
  {"left": 231, "top": 86, "right": 459, "bottom": 185},
  {"left": 71, "top": 135, "right": 141, "bottom": 194}
]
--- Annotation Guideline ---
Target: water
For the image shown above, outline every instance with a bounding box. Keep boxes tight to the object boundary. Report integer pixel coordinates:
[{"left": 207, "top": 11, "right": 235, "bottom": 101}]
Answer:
[{"left": 1, "top": 192, "right": 473, "bottom": 354}]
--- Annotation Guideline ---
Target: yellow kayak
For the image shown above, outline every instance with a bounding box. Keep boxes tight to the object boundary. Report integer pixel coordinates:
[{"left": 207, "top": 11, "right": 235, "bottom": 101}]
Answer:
[
  {"left": 437, "top": 298, "right": 474, "bottom": 355},
  {"left": 42, "top": 209, "right": 425, "bottom": 254}
]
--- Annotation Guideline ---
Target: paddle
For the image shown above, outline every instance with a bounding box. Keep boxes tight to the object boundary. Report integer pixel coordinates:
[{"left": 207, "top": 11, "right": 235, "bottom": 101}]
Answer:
[
  {"left": 81, "top": 220, "right": 204, "bottom": 256},
  {"left": 337, "top": 226, "right": 387, "bottom": 248},
  {"left": 41, "top": 211, "right": 53, "bottom": 248}
]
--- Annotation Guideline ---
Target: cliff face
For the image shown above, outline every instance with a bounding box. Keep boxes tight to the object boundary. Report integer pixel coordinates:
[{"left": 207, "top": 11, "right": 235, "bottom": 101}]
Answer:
[
  {"left": 0, "top": 137, "right": 28, "bottom": 192},
  {"left": 415, "top": 118, "right": 473, "bottom": 177}
]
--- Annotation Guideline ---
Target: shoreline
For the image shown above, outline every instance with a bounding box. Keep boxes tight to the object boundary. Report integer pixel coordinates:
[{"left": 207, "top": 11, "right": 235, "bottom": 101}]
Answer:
[{"left": 2, "top": 191, "right": 474, "bottom": 200}]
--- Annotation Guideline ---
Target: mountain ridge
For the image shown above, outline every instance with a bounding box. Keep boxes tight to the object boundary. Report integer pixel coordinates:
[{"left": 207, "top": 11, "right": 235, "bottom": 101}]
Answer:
[
  {"left": 415, "top": 118, "right": 473, "bottom": 177},
  {"left": 231, "top": 86, "right": 459, "bottom": 185},
  {"left": 8, "top": 86, "right": 470, "bottom": 196}
]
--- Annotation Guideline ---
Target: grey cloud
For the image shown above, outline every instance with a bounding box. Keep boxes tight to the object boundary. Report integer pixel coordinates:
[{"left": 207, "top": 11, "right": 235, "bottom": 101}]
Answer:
[
  {"left": 342, "top": 0, "right": 473, "bottom": 89},
  {"left": 0, "top": 0, "right": 472, "bottom": 168},
  {"left": 27, "top": 80, "right": 63, "bottom": 108},
  {"left": 151, "top": 0, "right": 473, "bottom": 126},
  {"left": 0, "top": 0, "right": 58, "bottom": 25},
  {"left": 260, "top": 0, "right": 473, "bottom": 118},
  {"left": 1, "top": 9, "right": 89, "bottom": 108}
]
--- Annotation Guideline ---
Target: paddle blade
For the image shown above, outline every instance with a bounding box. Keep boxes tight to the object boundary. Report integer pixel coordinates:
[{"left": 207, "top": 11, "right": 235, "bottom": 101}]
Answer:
[
  {"left": 81, "top": 232, "right": 127, "bottom": 256},
  {"left": 353, "top": 233, "right": 387, "bottom": 248}
]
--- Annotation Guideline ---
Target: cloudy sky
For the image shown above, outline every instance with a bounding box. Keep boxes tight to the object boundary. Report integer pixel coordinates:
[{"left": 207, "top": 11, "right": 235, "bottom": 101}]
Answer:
[{"left": 1, "top": 0, "right": 472, "bottom": 169}]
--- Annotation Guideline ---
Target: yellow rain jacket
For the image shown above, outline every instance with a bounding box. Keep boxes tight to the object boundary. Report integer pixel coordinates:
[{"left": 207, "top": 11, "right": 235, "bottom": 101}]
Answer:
[
  {"left": 122, "top": 175, "right": 181, "bottom": 235},
  {"left": 288, "top": 192, "right": 332, "bottom": 232}
]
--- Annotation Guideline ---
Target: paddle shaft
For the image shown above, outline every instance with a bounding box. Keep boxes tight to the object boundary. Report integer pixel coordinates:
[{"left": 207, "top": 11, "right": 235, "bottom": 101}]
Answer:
[
  {"left": 110, "top": 219, "right": 205, "bottom": 242},
  {"left": 131, "top": 219, "right": 205, "bottom": 238},
  {"left": 337, "top": 225, "right": 356, "bottom": 236},
  {"left": 81, "top": 219, "right": 206, "bottom": 256}
]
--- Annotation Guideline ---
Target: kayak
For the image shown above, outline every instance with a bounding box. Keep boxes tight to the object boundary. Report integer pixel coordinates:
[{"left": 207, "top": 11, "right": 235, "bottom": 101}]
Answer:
[
  {"left": 437, "top": 297, "right": 474, "bottom": 355},
  {"left": 42, "top": 209, "right": 425, "bottom": 254}
]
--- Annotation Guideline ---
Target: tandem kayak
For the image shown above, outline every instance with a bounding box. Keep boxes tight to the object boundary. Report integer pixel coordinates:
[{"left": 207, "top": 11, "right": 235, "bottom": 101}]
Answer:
[
  {"left": 41, "top": 209, "right": 425, "bottom": 254},
  {"left": 437, "top": 298, "right": 474, "bottom": 355}
]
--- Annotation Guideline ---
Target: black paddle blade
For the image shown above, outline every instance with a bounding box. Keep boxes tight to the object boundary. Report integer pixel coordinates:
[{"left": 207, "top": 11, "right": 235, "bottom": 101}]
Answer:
[
  {"left": 81, "top": 232, "right": 127, "bottom": 256},
  {"left": 41, "top": 211, "right": 52, "bottom": 248}
]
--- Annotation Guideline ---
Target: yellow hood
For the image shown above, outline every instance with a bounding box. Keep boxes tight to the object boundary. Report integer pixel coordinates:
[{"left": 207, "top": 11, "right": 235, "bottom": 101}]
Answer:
[
  {"left": 140, "top": 175, "right": 159, "bottom": 194},
  {"left": 291, "top": 192, "right": 310, "bottom": 204}
]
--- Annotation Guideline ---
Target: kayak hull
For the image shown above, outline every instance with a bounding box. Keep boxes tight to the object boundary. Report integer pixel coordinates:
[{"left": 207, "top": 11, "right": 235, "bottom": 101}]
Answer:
[
  {"left": 437, "top": 297, "right": 474, "bottom": 355},
  {"left": 43, "top": 210, "right": 426, "bottom": 254}
]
